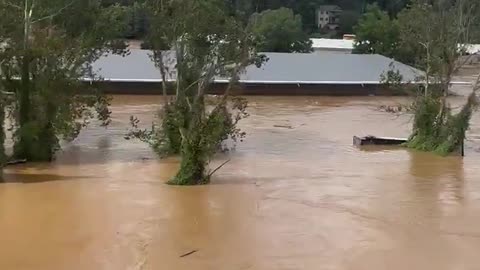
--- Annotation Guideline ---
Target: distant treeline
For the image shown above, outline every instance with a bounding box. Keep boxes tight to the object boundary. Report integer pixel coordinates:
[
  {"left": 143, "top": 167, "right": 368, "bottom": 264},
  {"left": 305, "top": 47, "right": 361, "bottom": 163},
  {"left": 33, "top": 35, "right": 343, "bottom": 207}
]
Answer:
[{"left": 103, "top": 0, "right": 410, "bottom": 39}]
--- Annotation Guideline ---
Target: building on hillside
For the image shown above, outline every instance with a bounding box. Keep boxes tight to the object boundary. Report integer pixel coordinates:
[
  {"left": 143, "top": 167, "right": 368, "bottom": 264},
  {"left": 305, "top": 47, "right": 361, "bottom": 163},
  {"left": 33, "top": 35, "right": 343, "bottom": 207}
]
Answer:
[
  {"left": 88, "top": 50, "right": 427, "bottom": 96},
  {"left": 310, "top": 38, "right": 354, "bottom": 54},
  {"left": 316, "top": 5, "right": 342, "bottom": 30}
]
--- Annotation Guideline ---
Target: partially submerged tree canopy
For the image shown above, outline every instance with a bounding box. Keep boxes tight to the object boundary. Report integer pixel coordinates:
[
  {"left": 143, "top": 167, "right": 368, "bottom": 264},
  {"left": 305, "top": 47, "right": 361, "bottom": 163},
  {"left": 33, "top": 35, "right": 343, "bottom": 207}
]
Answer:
[
  {"left": 0, "top": 0, "right": 128, "bottom": 162},
  {"left": 250, "top": 7, "right": 312, "bottom": 53},
  {"left": 395, "top": 0, "right": 480, "bottom": 155},
  {"left": 128, "top": 0, "right": 264, "bottom": 185}
]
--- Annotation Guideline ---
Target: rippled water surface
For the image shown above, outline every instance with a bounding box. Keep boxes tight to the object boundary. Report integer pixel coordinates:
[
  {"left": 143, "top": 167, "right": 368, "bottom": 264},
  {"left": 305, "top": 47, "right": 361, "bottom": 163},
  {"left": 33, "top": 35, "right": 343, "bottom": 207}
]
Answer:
[{"left": 1, "top": 94, "right": 480, "bottom": 270}]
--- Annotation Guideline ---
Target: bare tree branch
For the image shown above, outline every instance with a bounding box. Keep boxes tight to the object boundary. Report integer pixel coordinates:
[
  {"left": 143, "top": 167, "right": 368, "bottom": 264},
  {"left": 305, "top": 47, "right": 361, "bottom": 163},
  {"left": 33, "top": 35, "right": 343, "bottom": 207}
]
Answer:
[
  {"left": 1, "top": 0, "right": 22, "bottom": 10},
  {"left": 208, "top": 159, "right": 231, "bottom": 178},
  {"left": 32, "top": 0, "right": 76, "bottom": 24},
  {"left": 152, "top": 50, "right": 170, "bottom": 104},
  {"left": 0, "top": 91, "right": 15, "bottom": 96},
  {"left": 197, "top": 62, "right": 216, "bottom": 98}
]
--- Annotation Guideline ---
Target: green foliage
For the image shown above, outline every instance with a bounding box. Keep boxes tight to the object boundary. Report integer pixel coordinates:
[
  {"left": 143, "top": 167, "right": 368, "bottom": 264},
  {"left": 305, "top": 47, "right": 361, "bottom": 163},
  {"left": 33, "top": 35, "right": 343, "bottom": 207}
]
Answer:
[
  {"left": 169, "top": 97, "right": 249, "bottom": 185},
  {"left": 127, "top": 102, "right": 184, "bottom": 156},
  {"left": 0, "top": 0, "right": 127, "bottom": 161},
  {"left": 397, "top": 0, "right": 479, "bottom": 74},
  {"left": 248, "top": 0, "right": 408, "bottom": 31},
  {"left": 354, "top": 0, "right": 479, "bottom": 68},
  {"left": 397, "top": 0, "right": 480, "bottom": 156},
  {"left": 242, "top": 0, "right": 325, "bottom": 30},
  {"left": 406, "top": 92, "right": 477, "bottom": 156},
  {"left": 250, "top": 7, "right": 312, "bottom": 53},
  {"left": 0, "top": 94, "right": 7, "bottom": 168},
  {"left": 288, "top": 0, "right": 325, "bottom": 33},
  {"left": 337, "top": 10, "right": 360, "bottom": 36},
  {"left": 123, "top": 2, "right": 147, "bottom": 38},
  {"left": 353, "top": 4, "right": 404, "bottom": 59},
  {"left": 126, "top": 0, "right": 262, "bottom": 185},
  {"left": 379, "top": 62, "right": 417, "bottom": 95},
  {"left": 161, "top": 103, "right": 185, "bottom": 154},
  {"left": 374, "top": 0, "right": 480, "bottom": 156},
  {"left": 99, "top": 0, "right": 413, "bottom": 39},
  {"left": 365, "top": 0, "right": 410, "bottom": 16},
  {"left": 128, "top": 96, "right": 250, "bottom": 185}
]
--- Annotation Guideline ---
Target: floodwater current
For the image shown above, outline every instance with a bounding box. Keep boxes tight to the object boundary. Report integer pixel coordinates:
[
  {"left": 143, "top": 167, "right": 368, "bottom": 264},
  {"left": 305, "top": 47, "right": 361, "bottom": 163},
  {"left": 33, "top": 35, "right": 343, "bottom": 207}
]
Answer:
[{"left": 1, "top": 91, "right": 480, "bottom": 269}]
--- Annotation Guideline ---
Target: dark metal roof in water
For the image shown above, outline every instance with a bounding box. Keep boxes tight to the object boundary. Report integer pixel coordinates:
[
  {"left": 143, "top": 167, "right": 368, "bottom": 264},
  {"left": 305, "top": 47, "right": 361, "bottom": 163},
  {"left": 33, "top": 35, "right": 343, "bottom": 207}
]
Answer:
[{"left": 90, "top": 49, "right": 423, "bottom": 85}]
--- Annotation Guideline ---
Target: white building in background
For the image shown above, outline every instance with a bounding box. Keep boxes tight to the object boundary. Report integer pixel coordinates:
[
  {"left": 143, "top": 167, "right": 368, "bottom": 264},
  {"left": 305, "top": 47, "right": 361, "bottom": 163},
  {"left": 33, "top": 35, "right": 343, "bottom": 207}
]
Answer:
[
  {"left": 316, "top": 5, "right": 342, "bottom": 30},
  {"left": 309, "top": 39, "right": 480, "bottom": 56},
  {"left": 465, "top": 44, "right": 480, "bottom": 55},
  {"left": 310, "top": 38, "right": 355, "bottom": 54}
]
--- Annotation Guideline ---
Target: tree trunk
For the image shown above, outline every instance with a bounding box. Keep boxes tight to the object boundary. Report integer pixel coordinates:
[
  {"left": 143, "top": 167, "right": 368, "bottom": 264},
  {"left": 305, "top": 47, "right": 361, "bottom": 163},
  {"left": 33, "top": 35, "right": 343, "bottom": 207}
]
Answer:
[
  {"left": 0, "top": 99, "right": 6, "bottom": 178},
  {"left": 37, "top": 101, "right": 56, "bottom": 161},
  {"left": 15, "top": 0, "right": 34, "bottom": 160},
  {"left": 169, "top": 135, "right": 207, "bottom": 185},
  {"left": 14, "top": 55, "right": 33, "bottom": 160},
  {"left": 158, "top": 55, "right": 168, "bottom": 103},
  {"left": 19, "top": 56, "right": 30, "bottom": 128},
  {"left": 170, "top": 101, "right": 208, "bottom": 185}
]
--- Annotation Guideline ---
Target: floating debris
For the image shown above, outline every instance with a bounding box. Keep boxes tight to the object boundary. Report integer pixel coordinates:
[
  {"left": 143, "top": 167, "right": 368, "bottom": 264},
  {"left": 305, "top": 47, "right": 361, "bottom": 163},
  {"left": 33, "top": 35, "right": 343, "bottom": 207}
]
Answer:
[
  {"left": 180, "top": 250, "right": 198, "bottom": 258},
  {"left": 273, "top": 125, "right": 293, "bottom": 129}
]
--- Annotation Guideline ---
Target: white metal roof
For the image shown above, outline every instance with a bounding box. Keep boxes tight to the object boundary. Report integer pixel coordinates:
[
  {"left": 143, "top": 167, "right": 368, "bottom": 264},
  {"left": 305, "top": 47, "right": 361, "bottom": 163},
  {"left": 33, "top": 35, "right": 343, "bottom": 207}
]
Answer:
[
  {"left": 90, "top": 50, "right": 423, "bottom": 85},
  {"left": 310, "top": 38, "right": 354, "bottom": 50}
]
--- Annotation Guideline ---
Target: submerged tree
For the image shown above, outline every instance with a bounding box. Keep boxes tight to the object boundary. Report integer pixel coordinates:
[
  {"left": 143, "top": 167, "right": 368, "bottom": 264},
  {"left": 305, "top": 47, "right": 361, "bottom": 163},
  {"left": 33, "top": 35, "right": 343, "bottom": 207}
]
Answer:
[
  {"left": 396, "top": 0, "right": 480, "bottom": 155},
  {"left": 128, "top": 0, "right": 263, "bottom": 185},
  {"left": 0, "top": 6, "right": 12, "bottom": 168},
  {"left": 0, "top": 0, "right": 127, "bottom": 162}
]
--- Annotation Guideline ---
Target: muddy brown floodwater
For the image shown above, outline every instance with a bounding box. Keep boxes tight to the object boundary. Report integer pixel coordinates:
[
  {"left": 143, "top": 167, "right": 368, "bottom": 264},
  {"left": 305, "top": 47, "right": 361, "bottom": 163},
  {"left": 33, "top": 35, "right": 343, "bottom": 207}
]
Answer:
[{"left": 1, "top": 93, "right": 480, "bottom": 270}]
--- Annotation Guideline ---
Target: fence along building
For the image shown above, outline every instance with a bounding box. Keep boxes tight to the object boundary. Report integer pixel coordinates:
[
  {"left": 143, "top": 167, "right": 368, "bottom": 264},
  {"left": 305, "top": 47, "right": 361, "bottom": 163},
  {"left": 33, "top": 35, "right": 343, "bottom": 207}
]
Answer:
[{"left": 89, "top": 49, "right": 424, "bottom": 95}]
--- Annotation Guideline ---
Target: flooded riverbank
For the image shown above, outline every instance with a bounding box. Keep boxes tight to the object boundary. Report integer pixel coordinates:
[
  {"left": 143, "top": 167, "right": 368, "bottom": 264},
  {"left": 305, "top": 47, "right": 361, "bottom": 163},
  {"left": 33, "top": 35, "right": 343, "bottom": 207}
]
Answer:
[{"left": 1, "top": 94, "right": 480, "bottom": 270}]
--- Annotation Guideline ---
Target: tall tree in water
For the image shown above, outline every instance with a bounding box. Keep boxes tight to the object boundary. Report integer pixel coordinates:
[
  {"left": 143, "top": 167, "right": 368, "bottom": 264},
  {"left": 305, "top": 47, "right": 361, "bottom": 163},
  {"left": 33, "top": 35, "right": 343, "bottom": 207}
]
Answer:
[
  {"left": 128, "top": 0, "right": 264, "bottom": 185},
  {"left": 396, "top": 0, "right": 480, "bottom": 155},
  {"left": 0, "top": 2, "right": 15, "bottom": 168},
  {"left": 0, "top": 0, "right": 128, "bottom": 162},
  {"left": 251, "top": 8, "right": 312, "bottom": 52}
]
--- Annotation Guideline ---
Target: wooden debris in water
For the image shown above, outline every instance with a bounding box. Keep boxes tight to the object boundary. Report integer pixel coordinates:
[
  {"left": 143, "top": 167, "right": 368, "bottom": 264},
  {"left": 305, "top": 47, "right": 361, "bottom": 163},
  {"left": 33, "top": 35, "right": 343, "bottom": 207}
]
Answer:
[
  {"left": 353, "top": 136, "right": 407, "bottom": 146},
  {"left": 273, "top": 125, "right": 293, "bottom": 129},
  {"left": 5, "top": 159, "right": 28, "bottom": 166},
  {"left": 180, "top": 250, "right": 198, "bottom": 258}
]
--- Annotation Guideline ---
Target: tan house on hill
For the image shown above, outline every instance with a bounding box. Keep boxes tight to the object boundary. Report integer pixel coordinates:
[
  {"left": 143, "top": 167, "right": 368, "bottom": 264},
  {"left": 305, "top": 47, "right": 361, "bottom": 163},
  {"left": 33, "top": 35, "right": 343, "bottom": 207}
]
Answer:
[{"left": 316, "top": 5, "right": 342, "bottom": 30}]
